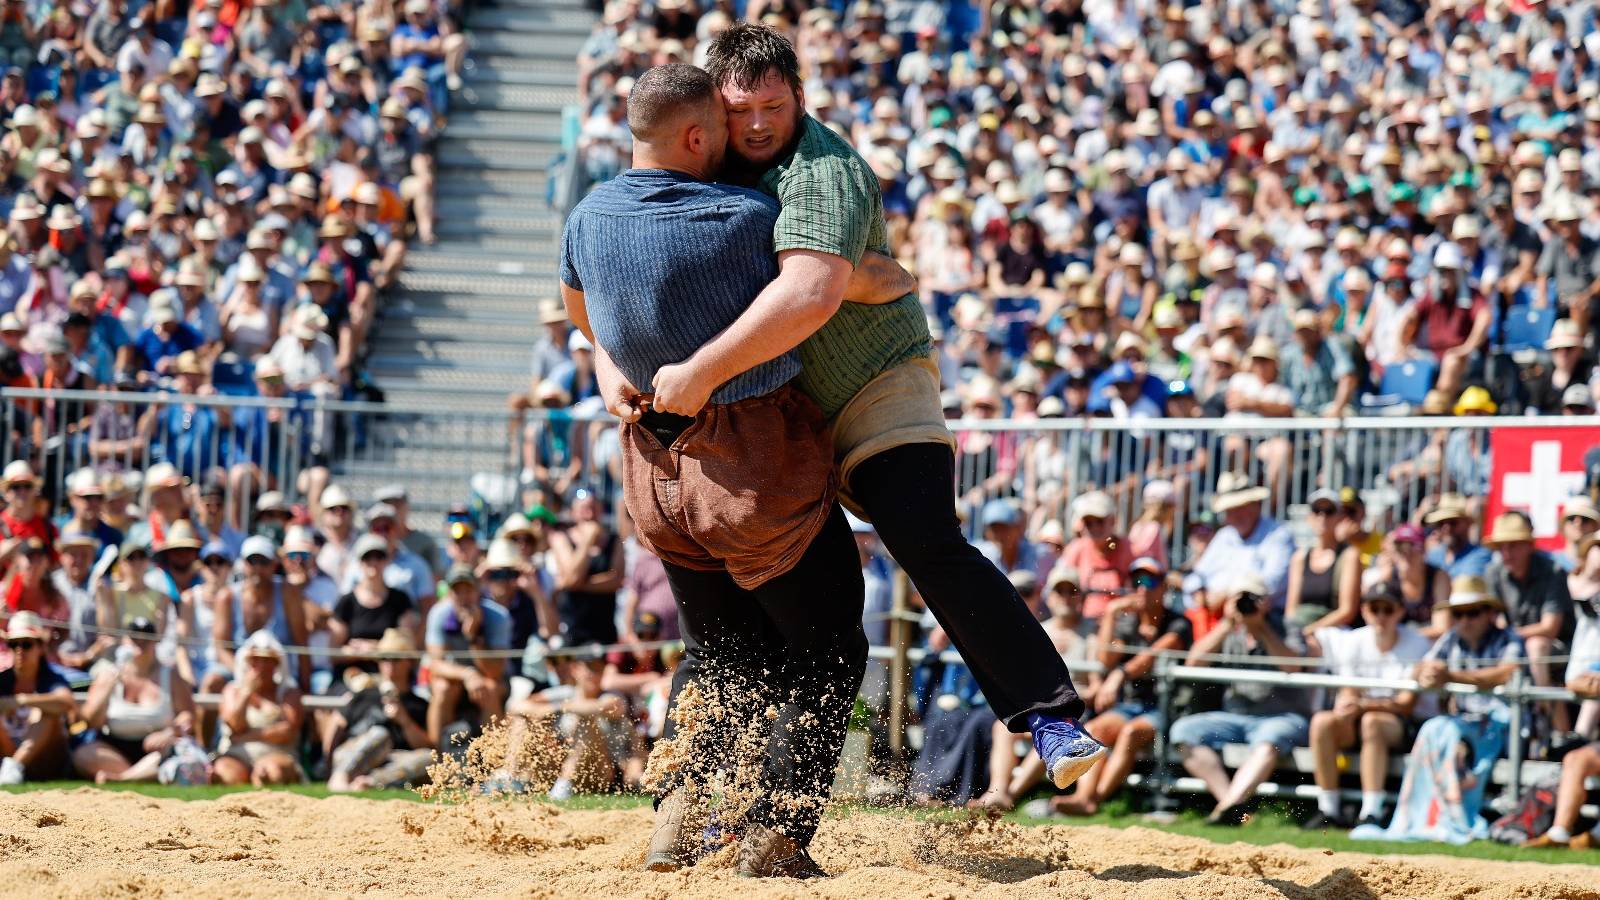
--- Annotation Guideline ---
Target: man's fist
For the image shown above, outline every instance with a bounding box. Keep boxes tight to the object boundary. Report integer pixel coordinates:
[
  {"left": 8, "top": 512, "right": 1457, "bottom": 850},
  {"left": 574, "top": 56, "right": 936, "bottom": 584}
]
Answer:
[{"left": 652, "top": 360, "right": 717, "bottom": 417}]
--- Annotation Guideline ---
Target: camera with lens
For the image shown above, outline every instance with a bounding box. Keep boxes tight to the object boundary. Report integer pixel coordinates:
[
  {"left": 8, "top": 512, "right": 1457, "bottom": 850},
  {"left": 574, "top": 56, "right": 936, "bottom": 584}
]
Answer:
[{"left": 1235, "top": 592, "right": 1263, "bottom": 616}]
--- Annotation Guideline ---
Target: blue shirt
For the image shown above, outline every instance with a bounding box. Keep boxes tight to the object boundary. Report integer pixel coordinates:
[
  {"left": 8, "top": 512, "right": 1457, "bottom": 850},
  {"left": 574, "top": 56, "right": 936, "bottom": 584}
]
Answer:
[
  {"left": 559, "top": 168, "right": 799, "bottom": 405},
  {"left": 133, "top": 323, "right": 203, "bottom": 373},
  {"left": 1425, "top": 625, "right": 1524, "bottom": 719},
  {"left": 1427, "top": 542, "right": 1494, "bottom": 578},
  {"left": 1185, "top": 515, "right": 1296, "bottom": 609},
  {"left": 425, "top": 597, "right": 512, "bottom": 656}
]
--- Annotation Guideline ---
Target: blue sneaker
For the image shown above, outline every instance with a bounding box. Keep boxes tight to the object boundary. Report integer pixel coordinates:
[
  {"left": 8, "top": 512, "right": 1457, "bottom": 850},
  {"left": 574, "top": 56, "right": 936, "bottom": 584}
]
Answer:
[{"left": 1028, "top": 713, "right": 1108, "bottom": 790}]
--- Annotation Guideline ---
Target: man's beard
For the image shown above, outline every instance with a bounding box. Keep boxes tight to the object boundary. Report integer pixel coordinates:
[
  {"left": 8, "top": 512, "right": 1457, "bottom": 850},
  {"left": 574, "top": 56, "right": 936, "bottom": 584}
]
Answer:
[{"left": 716, "top": 110, "right": 804, "bottom": 185}]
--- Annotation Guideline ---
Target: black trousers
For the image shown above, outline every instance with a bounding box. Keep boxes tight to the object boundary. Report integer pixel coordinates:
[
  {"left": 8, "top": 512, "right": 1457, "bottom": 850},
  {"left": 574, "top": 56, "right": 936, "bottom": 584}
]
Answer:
[
  {"left": 660, "top": 506, "right": 866, "bottom": 846},
  {"left": 849, "top": 442, "right": 1086, "bottom": 731}
]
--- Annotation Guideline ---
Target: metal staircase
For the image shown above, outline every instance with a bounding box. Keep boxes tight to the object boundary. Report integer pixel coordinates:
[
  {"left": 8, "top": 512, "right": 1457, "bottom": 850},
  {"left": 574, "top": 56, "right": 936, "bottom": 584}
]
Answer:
[{"left": 333, "top": 0, "right": 594, "bottom": 529}]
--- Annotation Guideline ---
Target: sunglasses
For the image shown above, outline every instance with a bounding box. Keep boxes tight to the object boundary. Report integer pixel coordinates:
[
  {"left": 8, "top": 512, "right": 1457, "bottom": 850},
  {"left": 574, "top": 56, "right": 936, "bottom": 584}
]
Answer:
[
  {"left": 487, "top": 569, "right": 517, "bottom": 582},
  {"left": 1132, "top": 573, "right": 1160, "bottom": 589},
  {"left": 1310, "top": 505, "right": 1337, "bottom": 517},
  {"left": 1366, "top": 603, "right": 1401, "bottom": 617},
  {"left": 1450, "top": 606, "right": 1491, "bottom": 620},
  {"left": 246, "top": 555, "right": 274, "bottom": 566},
  {"left": 203, "top": 556, "right": 230, "bottom": 567},
  {"left": 286, "top": 551, "right": 313, "bottom": 562},
  {"left": 361, "top": 552, "right": 388, "bottom": 564},
  {"left": 6, "top": 639, "right": 39, "bottom": 650}
]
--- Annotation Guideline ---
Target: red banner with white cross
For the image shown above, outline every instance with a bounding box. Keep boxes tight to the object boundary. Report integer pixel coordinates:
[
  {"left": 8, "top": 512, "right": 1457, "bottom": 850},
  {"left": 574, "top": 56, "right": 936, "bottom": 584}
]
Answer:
[{"left": 1485, "top": 427, "right": 1600, "bottom": 552}]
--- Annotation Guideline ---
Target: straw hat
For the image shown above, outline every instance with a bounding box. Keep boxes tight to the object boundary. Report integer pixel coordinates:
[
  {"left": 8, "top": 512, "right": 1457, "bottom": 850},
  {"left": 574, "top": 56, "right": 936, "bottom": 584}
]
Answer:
[
  {"left": 1445, "top": 575, "right": 1503, "bottom": 610},
  {"left": 538, "top": 298, "right": 568, "bottom": 325},
  {"left": 1483, "top": 512, "right": 1534, "bottom": 544},
  {"left": 1246, "top": 335, "right": 1280, "bottom": 362},
  {"left": 1424, "top": 493, "right": 1472, "bottom": 524},
  {"left": 155, "top": 519, "right": 203, "bottom": 553},
  {"left": 173, "top": 350, "right": 205, "bottom": 376},
  {"left": 1563, "top": 496, "right": 1600, "bottom": 524},
  {"left": 376, "top": 628, "right": 416, "bottom": 655},
  {"left": 1211, "top": 471, "right": 1270, "bottom": 512},
  {"left": 496, "top": 512, "right": 535, "bottom": 540},
  {"left": 1419, "top": 389, "right": 1451, "bottom": 415},
  {"left": 485, "top": 538, "right": 522, "bottom": 571},
  {"left": 1547, "top": 319, "right": 1583, "bottom": 350}
]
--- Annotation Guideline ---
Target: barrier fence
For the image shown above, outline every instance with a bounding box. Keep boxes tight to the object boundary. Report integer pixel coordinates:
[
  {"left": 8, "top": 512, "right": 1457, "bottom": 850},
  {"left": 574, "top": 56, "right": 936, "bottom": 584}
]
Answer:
[
  {"left": 36, "top": 596, "right": 1590, "bottom": 811},
  {"left": 12, "top": 384, "right": 1599, "bottom": 554}
]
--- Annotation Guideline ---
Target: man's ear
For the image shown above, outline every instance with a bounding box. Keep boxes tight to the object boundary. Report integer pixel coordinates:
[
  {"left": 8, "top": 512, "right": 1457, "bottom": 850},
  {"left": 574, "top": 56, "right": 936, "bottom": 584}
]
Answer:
[{"left": 683, "top": 121, "right": 704, "bottom": 157}]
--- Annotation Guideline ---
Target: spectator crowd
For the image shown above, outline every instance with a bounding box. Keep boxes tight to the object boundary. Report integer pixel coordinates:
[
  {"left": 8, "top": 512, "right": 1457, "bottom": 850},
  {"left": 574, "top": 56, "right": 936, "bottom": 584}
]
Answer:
[
  {"left": 1, "top": 0, "right": 459, "bottom": 488},
  {"left": 1, "top": 457, "right": 681, "bottom": 799},
  {"left": 549, "top": 0, "right": 1600, "bottom": 848},
  {"left": 3, "top": 0, "right": 1600, "bottom": 857}
]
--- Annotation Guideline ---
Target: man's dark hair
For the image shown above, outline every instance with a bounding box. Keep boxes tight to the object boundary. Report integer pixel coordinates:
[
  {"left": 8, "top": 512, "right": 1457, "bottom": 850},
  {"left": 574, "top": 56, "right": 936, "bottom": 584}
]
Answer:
[
  {"left": 627, "top": 63, "right": 717, "bottom": 143},
  {"left": 703, "top": 22, "right": 801, "bottom": 93}
]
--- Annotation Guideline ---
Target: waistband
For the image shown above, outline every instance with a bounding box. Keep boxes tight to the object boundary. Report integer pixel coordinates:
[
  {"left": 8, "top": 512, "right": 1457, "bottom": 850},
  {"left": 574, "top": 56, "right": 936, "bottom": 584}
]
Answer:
[{"left": 638, "top": 384, "right": 804, "bottom": 445}]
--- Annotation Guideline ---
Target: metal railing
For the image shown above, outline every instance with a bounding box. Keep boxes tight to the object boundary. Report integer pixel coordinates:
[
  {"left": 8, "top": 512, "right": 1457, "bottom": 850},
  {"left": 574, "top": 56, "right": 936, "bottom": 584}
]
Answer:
[
  {"left": 2, "top": 386, "right": 306, "bottom": 525},
  {"left": 8, "top": 385, "right": 1597, "bottom": 553}
]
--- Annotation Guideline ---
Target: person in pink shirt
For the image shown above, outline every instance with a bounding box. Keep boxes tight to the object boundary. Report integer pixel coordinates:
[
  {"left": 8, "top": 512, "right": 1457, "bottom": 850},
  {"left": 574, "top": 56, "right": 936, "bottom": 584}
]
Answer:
[
  {"left": 1057, "top": 491, "right": 1134, "bottom": 623},
  {"left": 1126, "top": 479, "right": 1176, "bottom": 572}
]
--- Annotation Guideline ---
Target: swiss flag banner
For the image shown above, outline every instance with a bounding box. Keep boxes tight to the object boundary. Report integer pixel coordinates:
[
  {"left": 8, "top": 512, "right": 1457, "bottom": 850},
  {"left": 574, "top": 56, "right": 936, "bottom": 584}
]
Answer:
[{"left": 1485, "top": 427, "right": 1600, "bottom": 551}]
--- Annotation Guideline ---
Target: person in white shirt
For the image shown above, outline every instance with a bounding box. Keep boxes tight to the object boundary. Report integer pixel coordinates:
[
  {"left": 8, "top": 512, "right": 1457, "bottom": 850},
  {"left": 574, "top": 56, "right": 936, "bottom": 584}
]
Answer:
[
  {"left": 114, "top": 18, "right": 173, "bottom": 81},
  {"left": 1301, "top": 586, "right": 1434, "bottom": 830}
]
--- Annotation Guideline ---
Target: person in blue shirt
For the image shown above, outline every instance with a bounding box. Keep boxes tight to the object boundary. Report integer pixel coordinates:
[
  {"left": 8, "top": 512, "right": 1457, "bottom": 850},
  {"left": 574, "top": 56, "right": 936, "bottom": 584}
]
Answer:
[
  {"left": 54, "top": 467, "right": 124, "bottom": 554},
  {"left": 1087, "top": 346, "right": 1169, "bottom": 414},
  {"left": 1423, "top": 497, "right": 1494, "bottom": 578},
  {"left": 424, "top": 564, "right": 511, "bottom": 747},
  {"left": 150, "top": 351, "right": 227, "bottom": 479},
  {"left": 1185, "top": 472, "right": 1296, "bottom": 611},
  {"left": 132, "top": 306, "right": 203, "bottom": 377}
]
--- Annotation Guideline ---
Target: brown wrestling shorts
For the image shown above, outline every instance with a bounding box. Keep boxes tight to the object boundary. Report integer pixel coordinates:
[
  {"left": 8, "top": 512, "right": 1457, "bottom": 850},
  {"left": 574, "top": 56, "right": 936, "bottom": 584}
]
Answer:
[{"left": 621, "top": 384, "right": 837, "bottom": 589}]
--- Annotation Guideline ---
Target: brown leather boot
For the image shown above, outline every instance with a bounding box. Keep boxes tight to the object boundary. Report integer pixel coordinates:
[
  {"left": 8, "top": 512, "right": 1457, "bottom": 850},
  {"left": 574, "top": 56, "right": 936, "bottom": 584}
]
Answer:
[
  {"left": 735, "top": 825, "right": 828, "bottom": 879},
  {"left": 644, "top": 790, "right": 691, "bottom": 871}
]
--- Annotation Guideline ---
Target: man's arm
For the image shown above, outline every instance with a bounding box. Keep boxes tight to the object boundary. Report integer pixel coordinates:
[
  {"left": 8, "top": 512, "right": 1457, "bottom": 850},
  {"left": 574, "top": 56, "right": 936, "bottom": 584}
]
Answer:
[
  {"left": 844, "top": 250, "right": 915, "bottom": 305},
  {"left": 560, "top": 281, "right": 643, "bottom": 421},
  {"left": 1447, "top": 662, "right": 1518, "bottom": 689},
  {"left": 652, "top": 249, "right": 852, "bottom": 416}
]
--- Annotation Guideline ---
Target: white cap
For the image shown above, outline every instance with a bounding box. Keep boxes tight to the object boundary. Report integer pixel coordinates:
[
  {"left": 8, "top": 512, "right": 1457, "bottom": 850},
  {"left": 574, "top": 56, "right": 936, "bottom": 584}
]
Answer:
[
  {"left": 1072, "top": 490, "right": 1115, "bottom": 522},
  {"left": 320, "top": 484, "right": 353, "bottom": 509},
  {"left": 1433, "top": 241, "right": 1464, "bottom": 270},
  {"left": 239, "top": 535, "right": 277, "bottom": 562},
  {"left": 67, "top": 467, "right": 103, "bottom": 496}
]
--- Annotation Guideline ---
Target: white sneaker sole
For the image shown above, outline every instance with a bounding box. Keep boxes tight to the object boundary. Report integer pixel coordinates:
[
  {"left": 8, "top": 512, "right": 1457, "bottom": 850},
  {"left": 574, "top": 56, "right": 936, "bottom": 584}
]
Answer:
[{"left": 1048, "top": 743, "right": 1108, "bottom": 790}]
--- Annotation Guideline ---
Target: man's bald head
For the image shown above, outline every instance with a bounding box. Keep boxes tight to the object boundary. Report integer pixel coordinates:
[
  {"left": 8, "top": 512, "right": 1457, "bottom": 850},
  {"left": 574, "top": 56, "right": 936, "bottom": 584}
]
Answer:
[
  {"left": 626, "top": 64, "right": 726, "bottom": 176},
  {"left": 628, "top": 64, "right": 719, "bottom": 144}
]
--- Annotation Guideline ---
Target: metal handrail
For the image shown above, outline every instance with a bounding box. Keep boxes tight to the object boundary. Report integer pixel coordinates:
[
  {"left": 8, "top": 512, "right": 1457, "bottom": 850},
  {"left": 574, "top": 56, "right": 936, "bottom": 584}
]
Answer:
[{"left": 0, "top": 386, "right": 298, "bottom": 410}]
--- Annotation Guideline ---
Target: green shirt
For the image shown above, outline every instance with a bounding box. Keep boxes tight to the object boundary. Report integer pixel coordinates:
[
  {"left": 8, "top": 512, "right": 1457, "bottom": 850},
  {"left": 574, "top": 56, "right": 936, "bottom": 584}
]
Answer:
[{"left": 758, "top": 116, "right": 931, "bottom": 418}]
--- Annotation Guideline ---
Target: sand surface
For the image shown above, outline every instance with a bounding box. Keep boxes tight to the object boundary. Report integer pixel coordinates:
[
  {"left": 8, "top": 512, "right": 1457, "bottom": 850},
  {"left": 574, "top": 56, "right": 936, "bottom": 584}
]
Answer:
[{"left": 1, "top": 789, "right": 1597, "bottom": 899}]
